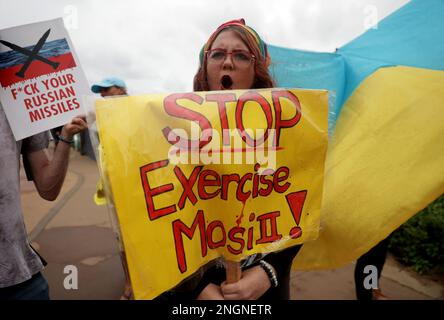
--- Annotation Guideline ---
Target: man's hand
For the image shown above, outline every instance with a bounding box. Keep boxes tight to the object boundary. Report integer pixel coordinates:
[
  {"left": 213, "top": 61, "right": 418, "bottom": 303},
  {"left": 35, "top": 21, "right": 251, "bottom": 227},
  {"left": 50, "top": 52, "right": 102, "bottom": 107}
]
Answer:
[
  {"left": 197, "top": 283, "right": 225, "bottom": 300},
  {"left": 60, "top": 115, "right": 87, "bottom": 139},
  {"left": 29, "top": 115, "right": 88, "bottom": 201},
  {"left": 220, "top": 265, "right": 272, "bottom": 300}
]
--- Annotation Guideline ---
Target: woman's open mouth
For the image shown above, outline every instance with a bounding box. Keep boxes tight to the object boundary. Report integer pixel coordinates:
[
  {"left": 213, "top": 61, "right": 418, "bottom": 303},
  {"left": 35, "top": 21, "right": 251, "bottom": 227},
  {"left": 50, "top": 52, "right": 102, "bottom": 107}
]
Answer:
[{"left": 220, "top": 75, "right": 233, "bottom": 90}]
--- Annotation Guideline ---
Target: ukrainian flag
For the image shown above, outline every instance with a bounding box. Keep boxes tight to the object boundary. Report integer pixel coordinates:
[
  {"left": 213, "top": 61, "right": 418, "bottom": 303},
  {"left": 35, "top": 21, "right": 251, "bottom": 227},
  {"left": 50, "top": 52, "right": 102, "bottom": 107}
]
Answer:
[{"left": 269, "top": 0, "right": 444, "bottom": 269}]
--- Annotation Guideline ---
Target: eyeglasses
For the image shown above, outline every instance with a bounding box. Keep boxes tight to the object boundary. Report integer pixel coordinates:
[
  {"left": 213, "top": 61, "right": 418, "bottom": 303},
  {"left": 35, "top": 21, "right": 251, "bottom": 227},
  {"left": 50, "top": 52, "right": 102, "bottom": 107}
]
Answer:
[{"left": 206, "top": 48, "right": 255, "bottom": 67}]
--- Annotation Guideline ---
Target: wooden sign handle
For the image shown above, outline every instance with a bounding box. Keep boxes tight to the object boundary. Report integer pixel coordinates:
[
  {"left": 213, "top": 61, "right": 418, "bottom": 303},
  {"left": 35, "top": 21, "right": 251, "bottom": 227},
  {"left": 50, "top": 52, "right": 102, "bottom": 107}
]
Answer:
[{"left": 225, "top": 260, "right": 241, "bottom": 283}]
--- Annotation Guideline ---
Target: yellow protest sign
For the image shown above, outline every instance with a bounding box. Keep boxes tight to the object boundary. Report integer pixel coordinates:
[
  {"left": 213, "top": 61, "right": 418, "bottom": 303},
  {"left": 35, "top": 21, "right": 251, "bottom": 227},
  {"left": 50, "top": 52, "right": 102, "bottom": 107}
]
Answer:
[{"left": 95, "top": 88, "right": 328, "bottom": 299}]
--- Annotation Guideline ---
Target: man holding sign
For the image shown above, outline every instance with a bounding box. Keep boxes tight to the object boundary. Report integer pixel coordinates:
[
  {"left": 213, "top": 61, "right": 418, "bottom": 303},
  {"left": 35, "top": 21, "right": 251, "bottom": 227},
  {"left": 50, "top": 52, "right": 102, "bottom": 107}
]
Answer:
[
  {"left": 0, "top": 19, "right": 89, "bottom": 299},
  {"left": 0, "top": 103, "right": 86, "bottom": 299}
]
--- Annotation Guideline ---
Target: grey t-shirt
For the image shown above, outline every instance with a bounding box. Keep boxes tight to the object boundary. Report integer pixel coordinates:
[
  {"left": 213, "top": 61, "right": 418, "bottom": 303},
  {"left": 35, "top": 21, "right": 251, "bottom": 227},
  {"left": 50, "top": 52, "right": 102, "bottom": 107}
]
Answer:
[{"left": 0, "top": 104, "right": 49, "bottom": 288}]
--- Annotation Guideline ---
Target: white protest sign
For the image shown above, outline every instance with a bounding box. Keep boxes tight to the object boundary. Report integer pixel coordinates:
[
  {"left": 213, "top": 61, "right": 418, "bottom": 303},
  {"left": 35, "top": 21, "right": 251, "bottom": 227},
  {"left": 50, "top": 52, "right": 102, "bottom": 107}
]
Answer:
[{"left": 0, "top": 18, "right": 89, "bottom": 140}]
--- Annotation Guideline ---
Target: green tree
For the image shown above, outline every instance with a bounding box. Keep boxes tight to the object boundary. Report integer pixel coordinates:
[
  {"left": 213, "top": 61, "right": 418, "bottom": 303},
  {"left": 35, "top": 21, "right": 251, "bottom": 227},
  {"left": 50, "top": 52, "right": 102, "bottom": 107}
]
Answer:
[{"left": 389, "top": 194, "right": 444, "bottom": 274}]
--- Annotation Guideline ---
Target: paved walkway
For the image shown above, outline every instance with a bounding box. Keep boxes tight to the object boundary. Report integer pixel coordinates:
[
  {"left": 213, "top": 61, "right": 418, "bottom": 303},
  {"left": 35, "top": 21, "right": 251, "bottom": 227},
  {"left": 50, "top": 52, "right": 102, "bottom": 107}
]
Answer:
[{"left": 22, "top": 149, "right": 444, "bottom": 300}]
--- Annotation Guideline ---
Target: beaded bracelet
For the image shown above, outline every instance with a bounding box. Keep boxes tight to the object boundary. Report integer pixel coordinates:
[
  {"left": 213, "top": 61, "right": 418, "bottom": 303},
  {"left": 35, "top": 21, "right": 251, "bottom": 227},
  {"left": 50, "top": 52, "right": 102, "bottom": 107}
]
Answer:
[
  {"left": 57, "top": 134, "right": 73, "bottom": 144},
  {"left": 259, "top": 260, "right": 278, "bottom": 288}
]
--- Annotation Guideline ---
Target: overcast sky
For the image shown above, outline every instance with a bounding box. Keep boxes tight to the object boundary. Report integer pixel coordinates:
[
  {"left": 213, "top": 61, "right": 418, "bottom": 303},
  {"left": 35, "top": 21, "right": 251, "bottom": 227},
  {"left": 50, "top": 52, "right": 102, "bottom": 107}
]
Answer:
[{"left": 0, "top": 0, "right": 409, "bottom": 94}]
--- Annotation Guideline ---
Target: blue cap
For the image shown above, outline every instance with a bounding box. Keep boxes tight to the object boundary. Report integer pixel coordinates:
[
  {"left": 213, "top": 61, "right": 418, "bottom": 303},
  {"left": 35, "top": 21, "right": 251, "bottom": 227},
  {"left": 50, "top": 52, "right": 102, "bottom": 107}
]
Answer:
[{"left": 91, "top": 77, "right": 127, "bottom": 93}]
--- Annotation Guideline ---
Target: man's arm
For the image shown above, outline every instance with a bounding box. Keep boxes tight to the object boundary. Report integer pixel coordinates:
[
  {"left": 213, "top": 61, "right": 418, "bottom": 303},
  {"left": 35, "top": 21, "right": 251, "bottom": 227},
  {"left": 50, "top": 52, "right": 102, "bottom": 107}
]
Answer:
[{"left": 27, "top": 116, "right": 87, "bottom": 201}]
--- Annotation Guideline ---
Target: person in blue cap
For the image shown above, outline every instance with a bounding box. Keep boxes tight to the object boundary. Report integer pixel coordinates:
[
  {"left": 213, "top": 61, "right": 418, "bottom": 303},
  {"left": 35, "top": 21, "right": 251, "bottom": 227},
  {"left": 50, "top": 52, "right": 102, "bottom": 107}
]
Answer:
[
  {"left": 90, "top": 76, "right": 133, "bottom": 300},
  {"left": 91, "top": 77, "right": 127, "bottom": 97},
  {"left": 80, "top": 77, "right": 128, "bottom": 161}
]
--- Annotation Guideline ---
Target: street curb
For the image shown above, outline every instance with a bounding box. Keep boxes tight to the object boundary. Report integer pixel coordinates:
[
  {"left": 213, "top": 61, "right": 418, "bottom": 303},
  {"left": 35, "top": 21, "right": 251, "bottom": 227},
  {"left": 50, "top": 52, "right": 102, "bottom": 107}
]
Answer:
[{"left": 383, "top": 255, "right": 444, "bottom": 299}]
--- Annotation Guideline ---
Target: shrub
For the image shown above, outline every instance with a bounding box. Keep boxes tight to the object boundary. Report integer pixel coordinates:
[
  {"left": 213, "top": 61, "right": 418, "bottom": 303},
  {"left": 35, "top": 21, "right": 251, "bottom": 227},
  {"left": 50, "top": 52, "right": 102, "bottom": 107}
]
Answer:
[{"left": 389, "top": 193, "right": 444, "bottom": 274}]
